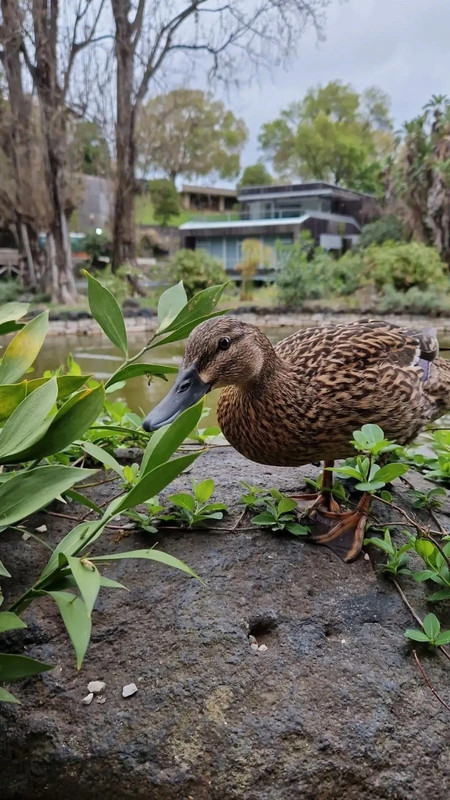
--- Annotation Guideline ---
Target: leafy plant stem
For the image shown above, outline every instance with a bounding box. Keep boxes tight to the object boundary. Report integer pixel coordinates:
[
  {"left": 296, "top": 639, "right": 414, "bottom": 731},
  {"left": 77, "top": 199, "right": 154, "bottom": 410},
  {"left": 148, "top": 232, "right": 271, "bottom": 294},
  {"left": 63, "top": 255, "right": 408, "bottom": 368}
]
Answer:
[
  {"left": 392, "top": 578, "right": 450, "bottom": 663},
  {"left": 412, "top": 650, "right": 450, "bottom": 713}
]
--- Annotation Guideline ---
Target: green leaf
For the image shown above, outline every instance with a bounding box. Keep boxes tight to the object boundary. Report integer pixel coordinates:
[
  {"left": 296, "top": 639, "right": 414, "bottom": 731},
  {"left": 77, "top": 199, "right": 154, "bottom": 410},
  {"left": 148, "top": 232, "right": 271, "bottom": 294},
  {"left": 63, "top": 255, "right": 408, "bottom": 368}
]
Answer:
[
  {"left": 157, "top": 281, "right": 188, "bottom": 332},
  {"left": 45, "top": 591, "right": 91, "bottom": 669},
  {"left": 90, "top": 548, "right": 201, "bottom": 581},
  {"left": 169, "top": 493, "right": 195, "bottom": 511},
  {"left": 0, "top": 686, "right": 20, "bottom": 703},
  {"left": 0, "top": 384, "right": 27, "bottom": 422},
  {"left": 150, "top": 310, "right": 227, "bottom": 349},
  {"left": 64, "top": 489, "right": 102, "bottom": 515},
  {"left": 0, "top": 611, "right": 27, "bottom": 633},
  {"left": 105, "top": 362, "right": 178, "bottom": 389},
  {"left": 428, "top": 588, "right": 450, "bottom": 602},
  {"left": 66, "top": 556, "right": 101, "bottom": 616},
  {"left": 0, "top": 559, "right": 11, "bottom": 578},
  {"left": 26, "top": 374, "right": 90, "bottom": 400},
  {"left": 423, "top": 613, "right": 440, "bottom": 640},
  {"left": 3, "top": 385, "right": 106, "bottom": 463},
  {"left": 404, "top": 629, "right": 431, "bottom": 642},
  {"left": 0, "top": 653, "right": 53, "bottom": 680},
  {"left": 84, "top": 271, "right": 128, "bottom": 356},
  {"left": 114, "top": 452, "right": 201, "bottom": 513},
  {"left": 414, "top": 539, "right": 436, "bottom": 561},
  {"left": 0, "top": 302, "right": 29, "bottom": 325},
  {"left": 38, "top": 521, "right": 102, "bottom": 582},
  {"left": 0, "top": 312, "right": 48, "bottom": 385},
  {"left": 363, "top": 536, "right": 394, "bottom": 554},
  {"left": 355, "top": 480, "right": 385, "bottom": 492},
  {"left": 285, "top": 522, "right": 309, "bottom": 536},
  {"left": 435, "top": 630, "right": 450, "bottom": 646},
  {"left": 160, "top": 283, "right": 228, "bottom": 334},
  {"left": 332, "top": 466, "right": 363, "bottom": 480},
  {"left": 81, "top": 440, "right": 124, "bottom": 478},
  {"left": 141, "top": 402, "right": 203, "bottom": 474},
  {"left": 374, "top": 463, "right": 408, "bottom": 483},
  {"left": 252, "top": 512, "right": 277, "bottom": 525},
  {"left": 412, "top": 569, "right": 437, "bottom": 583},
  {"left": 194, "top": 479, "right": 214, "bottom": 504},
  {"left": 0, "top": 466, "right": 96, "bottom": 528},
  {"left": 0, "top": 377, "right": 57, "bottom": 459},
  {"left": 359, "top": 424, "right": 385, "bottom": 445},
  {"left": 99, "top": 575, "right": 128, "bottom": 590},
  {"left": 277, "top": 497, "right": 298, "bottom": 515}
]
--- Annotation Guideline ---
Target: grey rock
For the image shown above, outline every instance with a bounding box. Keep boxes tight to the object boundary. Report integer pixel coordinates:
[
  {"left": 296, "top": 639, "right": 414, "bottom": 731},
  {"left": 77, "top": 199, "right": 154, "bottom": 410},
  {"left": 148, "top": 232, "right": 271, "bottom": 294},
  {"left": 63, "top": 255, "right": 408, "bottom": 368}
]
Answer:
[{"left": 0, "top": 449, "right": 448, "bottom": 799}]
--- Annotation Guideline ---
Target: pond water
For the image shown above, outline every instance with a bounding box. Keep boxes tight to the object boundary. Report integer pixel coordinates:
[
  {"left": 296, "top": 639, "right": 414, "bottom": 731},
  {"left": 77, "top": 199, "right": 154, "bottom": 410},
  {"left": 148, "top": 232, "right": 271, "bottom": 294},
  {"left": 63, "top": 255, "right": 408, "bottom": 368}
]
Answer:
[{"left": 35, "top": 325, "right": 450, "bottom": 429}]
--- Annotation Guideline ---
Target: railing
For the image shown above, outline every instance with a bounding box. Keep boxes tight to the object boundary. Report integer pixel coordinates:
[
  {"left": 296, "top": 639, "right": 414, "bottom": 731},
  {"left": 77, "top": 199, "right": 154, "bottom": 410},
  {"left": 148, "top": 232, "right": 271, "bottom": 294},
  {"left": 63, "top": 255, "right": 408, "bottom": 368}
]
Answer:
[{"left": 185, "top": 207, "right": 306, "bottom": 223}]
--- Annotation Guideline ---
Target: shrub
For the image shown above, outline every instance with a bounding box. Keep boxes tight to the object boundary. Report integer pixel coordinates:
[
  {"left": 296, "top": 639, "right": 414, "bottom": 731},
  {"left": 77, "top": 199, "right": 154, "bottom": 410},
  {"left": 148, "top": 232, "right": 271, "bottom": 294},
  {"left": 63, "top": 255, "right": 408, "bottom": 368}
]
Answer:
[
  {"left": 149, "top": 179, "right": 180, "bottom": 225},
  {"left": 358, "top": 215, "right": 404, "bottom": 248},
  {"left": 170, "top": 249, "right": 226, "bottom": 299},
  {"left": 365, "top": 241, "right": 447, "bottom": 293},
  {"left": 0, "top": 279, "right": 21, "bottom": 304}
]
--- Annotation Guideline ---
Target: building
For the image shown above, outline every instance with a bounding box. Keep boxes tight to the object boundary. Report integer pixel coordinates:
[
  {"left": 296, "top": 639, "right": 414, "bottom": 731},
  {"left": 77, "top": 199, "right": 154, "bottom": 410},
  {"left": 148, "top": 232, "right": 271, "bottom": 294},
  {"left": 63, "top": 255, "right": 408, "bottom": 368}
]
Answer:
[
  {"left": 179, "top": 182, "right": 378, "bottom": 278},
  {"left": 179, "top": 184, "right": 238, "bottom": 213}
]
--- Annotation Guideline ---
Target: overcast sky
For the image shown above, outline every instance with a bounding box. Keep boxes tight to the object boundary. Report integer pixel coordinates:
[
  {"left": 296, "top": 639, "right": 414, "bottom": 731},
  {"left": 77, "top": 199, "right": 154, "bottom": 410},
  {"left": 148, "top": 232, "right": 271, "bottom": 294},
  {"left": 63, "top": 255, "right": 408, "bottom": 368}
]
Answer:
[{"left": 222, "top": 0, "right": 450, "bottom": 168}]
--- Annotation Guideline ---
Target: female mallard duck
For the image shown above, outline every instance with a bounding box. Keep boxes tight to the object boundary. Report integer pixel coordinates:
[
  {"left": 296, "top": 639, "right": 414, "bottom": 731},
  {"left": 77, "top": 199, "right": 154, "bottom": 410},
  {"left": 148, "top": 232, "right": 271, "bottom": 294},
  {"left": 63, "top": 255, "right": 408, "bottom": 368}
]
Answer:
[{"left": 143, "top": 318, "right": 450, "bottom": 562}]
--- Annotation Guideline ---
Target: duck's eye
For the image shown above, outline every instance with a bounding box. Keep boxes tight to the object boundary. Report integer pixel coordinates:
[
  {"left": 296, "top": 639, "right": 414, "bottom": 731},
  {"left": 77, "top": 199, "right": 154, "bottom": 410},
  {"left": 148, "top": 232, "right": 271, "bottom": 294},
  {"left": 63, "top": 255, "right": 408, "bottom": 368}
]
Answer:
[{"left": 218, "top": 336, "right": 231, "bottom": 351}]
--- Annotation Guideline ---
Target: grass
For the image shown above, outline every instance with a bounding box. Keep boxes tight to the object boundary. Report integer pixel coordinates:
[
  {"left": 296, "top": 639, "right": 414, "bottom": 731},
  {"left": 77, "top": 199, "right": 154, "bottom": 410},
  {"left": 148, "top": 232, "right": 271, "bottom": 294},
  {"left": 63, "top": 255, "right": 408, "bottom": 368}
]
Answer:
[{"left": 135, "top": 196, "right": 200, "bottom": 227}]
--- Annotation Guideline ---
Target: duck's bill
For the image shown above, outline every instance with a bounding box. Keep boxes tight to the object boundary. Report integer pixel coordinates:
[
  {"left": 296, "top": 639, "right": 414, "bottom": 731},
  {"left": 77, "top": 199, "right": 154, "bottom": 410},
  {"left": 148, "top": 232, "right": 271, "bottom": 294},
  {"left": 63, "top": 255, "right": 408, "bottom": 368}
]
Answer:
[{"left": 142, "top": 364, "right": 211, "bottom": 431}]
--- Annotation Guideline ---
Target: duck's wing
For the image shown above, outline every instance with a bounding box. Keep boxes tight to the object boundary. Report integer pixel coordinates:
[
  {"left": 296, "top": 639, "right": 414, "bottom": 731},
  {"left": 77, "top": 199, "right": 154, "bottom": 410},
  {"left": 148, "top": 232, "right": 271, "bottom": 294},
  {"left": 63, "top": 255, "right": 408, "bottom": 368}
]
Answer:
[{"left": 275, "top": 320, "right": 438, "bottom": 378}]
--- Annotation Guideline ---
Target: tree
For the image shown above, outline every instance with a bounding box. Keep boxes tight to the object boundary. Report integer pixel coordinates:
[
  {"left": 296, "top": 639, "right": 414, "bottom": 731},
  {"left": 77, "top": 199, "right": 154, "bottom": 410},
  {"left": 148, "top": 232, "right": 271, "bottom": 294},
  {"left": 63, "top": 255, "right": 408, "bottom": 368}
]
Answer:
[
  {"left": 13, "top": 0, "right": 106, "bottom": 304},
  {"left": 110, "top": 0, "right": 331, "bottom": 272},
  {"left": 238, "top": 162, "right": 272, "bottom": 188},
  {"left": 386, "top": 95, "right": 450, "bottom": 264},
  {"left": 235, "top": 238, "right": 274, "bottom": 301},
  {"left": 137, "top": 89, "right": 247, "bottom": 182},
  {"left": 149, "top": 179, "right": 180, "bottom": 225},
  {"left": 259, "top": 81, "right": 393, "bottom": 192},
  {"left": 68, "top": 119, "right": 110, "bottom": 177}
]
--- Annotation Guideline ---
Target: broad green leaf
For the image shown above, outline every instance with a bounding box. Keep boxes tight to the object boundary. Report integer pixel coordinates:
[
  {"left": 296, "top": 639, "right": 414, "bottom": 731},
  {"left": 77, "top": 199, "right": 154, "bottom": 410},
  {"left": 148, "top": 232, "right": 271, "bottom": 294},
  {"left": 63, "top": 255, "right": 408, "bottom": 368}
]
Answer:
[
  {"left": 90, "top": 548, "right": 201, "bottom": 581},
  {"left": 359, "top": 424, "right": 385, "bottom": 445},
  {"left": 0, "top": 611, "right": 26, "bottom": 633},
  {"left": 0, "top": 466, "right": 96, "bottom": 528},
  {"left": 157, "top": 281, "right": 188, "bottom": 332},
  {"left": 46, "top": 590, "right": 91, "bottom": 669},
  {"left": 169, "top": 493, "right": 196, "bottom": 511},
  {"left": 0, "top": 653, "right": 53, "bottom": 680},
  {"left": 355, "top": 480, "right": 385, "bottom": 492},
  {"left": 0, "top": 302, "right": 29, "bottom": 325},
  {"left": 81, "top": 440, "right": 124, "bottom": 478},
  {"left": 286, "top": 522, "right": 309, "bottom": 536},
  {"left": 0, "top": 559, "right": 11, "bottom": 578},
  {"left": 99, "top": 575, "right": 128, "bottom": 590},
  {"left": 277, "top": 497, "right": 298, "bottom": 515},
  {"left": 26, "top": 374, "right": 90, "bottom": 399},
  {"left": 0, "top": 311, "right": 48, "bottom": 385},
  {"left": 114, "top": 452, "right": 201, "bottom": 514},
  {"left": 435, "top": 630, "right": 450, "bottom": 645},
  {"left": 105, "top": 362, "right": 178, "bottom": 389},
  {"left": 374, "top": 463, "right": 408, "bottom": 483},
  {"left": 64, "top": 489, "right": 102, "bottom": 515},
  {"left": 0, "top": 383, "right": 27, "bottom": 422},
  {"left": 363, "top": 536, "right": 394, "bottom": 554},
  {"left": 4, "top": 385, "right": 105, "bottom": 463},
  {"left": 428, "top": 588, "right": 450, "bottom": 602},
  {"left": 85, "top": 271, "right": 128, "bottom": 356},
  {"left": 0, "top": 686, "right": 20, "bottom": 703},
  {"left": 66, "top": 556, "right": 101, "bottom": 616},
  {"left": 412, "top": 569, "right": 437, "bottom": 583},
  {"left": 0, "top": 377, "right": 57, "bottom": 459},
  {"left": 194, "top": 479, "right": 214, "bottom": 504},
  {"left": 38, "top": 521, "right": 103, "bottom": 582},
  {"left": 423, "top": 613, "right": 440, "bottom": 640},
  {"left": 160, "top": 283, "right": 229, "bottom": 333},
  {"left": 414, "top": 539, "right": 435, "bottom": 561},
  {"left": 252, "top": 512, "right": 277, "bottom": 525},
  {"left": 150, "top": 310, "right": 227, "bottom": 349},
  {"left": 404, "top": 629, "right": 430, "bottom": 642},
  {"left": 332, "top": 466, "right": 363, "bottom": 480},
  {"left": 141, "top": 402, "right": 203, "bottom": 474}
]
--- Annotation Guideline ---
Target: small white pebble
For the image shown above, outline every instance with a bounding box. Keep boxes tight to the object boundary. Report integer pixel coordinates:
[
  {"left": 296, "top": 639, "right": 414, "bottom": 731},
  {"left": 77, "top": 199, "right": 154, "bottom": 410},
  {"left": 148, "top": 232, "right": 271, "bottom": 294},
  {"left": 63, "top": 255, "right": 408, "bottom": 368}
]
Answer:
[
  {"left": 250, "top": 642, "right": 259, "bottom": 651},
  {"left": 364, "top": 553, "right": 370, "bottom": 561},
  {"left": 122, "top": 682, "right": 138, "bottom": 698},
  {"left": 248, "top": 635, "right": 257, "bottom": 645},
  {"left": 82, "top": 693, "right": 94, "bottom": 705},
  {"left": 258, "top": 644, "right": 268, "bottom": 653},
  {"left": 96, "top": 696, "right": 106, "bottom": 704},
  {"left": 35, "top": 524, "right": 47, "bottom": 533},
  {"left": 21, "top": 532, "right": 31, "bottom": 541},
  {"left": 87, "top": 680, "right": 106, "bottom": 694}
]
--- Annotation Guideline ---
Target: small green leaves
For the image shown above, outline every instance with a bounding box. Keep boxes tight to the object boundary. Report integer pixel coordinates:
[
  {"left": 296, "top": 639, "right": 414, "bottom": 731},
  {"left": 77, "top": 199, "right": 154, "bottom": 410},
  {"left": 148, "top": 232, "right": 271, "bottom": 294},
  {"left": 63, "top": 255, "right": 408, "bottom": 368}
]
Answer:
[
  {"left": 105, "top": 362, "right": 178, "bottom": 389},
  {"left": 165, "top": 478, "right": 227, "bottom": 528},
  {"left": 85, "top": 271, "right": 128, "bottom": 356},
  {"left": 241, "top": 486, "right": 309, "bottom": 537},
  {"left": 0, "top": 311, "right": 48, "bottom": 385},
  {"left": 333, "top": 455, "right": 408, "bottom": 493},
  {"left": 405, "top": 613, "right": 450, "bottom": 647}
]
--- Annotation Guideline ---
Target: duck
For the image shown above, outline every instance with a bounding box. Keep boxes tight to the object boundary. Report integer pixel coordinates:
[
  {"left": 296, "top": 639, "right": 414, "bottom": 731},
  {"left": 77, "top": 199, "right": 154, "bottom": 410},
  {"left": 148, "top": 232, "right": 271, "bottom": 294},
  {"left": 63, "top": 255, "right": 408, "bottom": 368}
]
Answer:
[{"left": 143, "top": 317, "right": 450, "bottom": 562}]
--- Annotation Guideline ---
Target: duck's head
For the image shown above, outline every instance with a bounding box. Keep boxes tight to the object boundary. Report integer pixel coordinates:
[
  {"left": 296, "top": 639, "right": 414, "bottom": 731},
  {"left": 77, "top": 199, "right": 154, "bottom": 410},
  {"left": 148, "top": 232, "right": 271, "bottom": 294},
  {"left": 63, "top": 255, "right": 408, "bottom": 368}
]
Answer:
[{"left": 142, "top": 317, "right": 273, "bottom": 431}]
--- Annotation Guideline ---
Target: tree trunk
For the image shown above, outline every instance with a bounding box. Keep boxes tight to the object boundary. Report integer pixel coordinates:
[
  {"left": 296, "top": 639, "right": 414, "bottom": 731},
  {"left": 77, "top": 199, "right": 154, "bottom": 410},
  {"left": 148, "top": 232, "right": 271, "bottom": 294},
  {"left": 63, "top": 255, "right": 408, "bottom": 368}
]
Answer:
[{"left": 112, "top": 7, "right": 137, "bottom": 272}]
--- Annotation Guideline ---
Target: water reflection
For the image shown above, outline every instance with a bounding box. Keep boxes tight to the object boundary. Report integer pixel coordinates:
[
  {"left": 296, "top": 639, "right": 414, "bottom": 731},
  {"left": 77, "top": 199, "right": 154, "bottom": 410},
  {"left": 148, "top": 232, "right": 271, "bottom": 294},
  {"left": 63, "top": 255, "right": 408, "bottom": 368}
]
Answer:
[{"left": 35, "top": 326, "right": 450, "bottom": 428}]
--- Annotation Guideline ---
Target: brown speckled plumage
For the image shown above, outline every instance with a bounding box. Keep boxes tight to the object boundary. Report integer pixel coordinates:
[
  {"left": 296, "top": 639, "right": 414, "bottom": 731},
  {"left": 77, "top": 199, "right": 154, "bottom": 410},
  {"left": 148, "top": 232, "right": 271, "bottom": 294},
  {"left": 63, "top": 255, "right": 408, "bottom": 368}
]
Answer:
[{"left": 183, "top": 317, "right": 450, "bottom": 467}]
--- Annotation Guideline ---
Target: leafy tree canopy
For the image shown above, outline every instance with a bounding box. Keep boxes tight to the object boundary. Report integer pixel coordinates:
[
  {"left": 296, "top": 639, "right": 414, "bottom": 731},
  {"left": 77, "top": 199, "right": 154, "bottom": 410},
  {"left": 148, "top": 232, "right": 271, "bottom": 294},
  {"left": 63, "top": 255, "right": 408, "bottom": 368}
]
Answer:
[
  {"left": 259, "top": 81, "right": 393, "bottom": 193},
  {"left": 137, "top": 89, "right": 247, "bottom": 182},
  {"left": 149, "top": 179, "right": 180, "bottom": 225},
  {"left": 68, "top": 120, "right": 110, "bottom": 177},
  {"left": 238, "top": 162, "right": 272, "bottom": 188}
]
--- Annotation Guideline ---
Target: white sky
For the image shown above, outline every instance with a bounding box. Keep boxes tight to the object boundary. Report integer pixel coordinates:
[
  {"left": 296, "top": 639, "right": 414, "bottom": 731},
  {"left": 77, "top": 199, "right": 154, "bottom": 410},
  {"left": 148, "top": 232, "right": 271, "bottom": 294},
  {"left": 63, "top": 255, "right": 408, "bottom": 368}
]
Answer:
[{"left": 217, "top": 0, "right": 450, "bottom": 169}]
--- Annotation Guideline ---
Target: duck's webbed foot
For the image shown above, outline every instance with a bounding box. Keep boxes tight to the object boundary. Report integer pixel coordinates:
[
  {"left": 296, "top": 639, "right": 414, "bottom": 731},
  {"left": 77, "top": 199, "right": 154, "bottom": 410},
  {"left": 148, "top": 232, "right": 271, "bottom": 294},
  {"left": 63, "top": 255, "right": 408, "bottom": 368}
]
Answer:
[
  {"left": 292, "top": 461, "right": 341, "bottom": 515},
  {"left": 306, "top": 493, "right": 371, "bottom": 563}
]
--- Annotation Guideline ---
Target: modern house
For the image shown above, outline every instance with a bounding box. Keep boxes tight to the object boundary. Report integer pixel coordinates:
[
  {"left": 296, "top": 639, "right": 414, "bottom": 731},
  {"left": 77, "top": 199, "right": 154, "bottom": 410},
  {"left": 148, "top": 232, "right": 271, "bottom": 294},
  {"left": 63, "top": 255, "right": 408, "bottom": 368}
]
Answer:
[
  {"left": 179, "top": 182, "right": 378, "bottom": 278},
  {"left": 179, "top": 184, "right": 238, "bottom": 213}
]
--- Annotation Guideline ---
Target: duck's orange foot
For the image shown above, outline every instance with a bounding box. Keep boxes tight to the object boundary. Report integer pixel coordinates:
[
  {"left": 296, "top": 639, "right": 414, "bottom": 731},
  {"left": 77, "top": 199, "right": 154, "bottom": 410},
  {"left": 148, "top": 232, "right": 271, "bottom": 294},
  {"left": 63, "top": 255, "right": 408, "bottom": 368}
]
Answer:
[{"left": 298, "top": 493, "right": 371, "bottom": 563}]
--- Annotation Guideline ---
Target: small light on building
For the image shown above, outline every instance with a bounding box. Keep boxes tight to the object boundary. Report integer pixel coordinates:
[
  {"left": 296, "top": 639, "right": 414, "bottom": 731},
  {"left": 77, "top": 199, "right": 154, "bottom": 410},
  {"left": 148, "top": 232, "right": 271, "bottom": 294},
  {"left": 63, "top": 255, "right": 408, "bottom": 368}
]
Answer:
[{"left": 95, "top": 227, "right": 102, "bottom": 235}]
